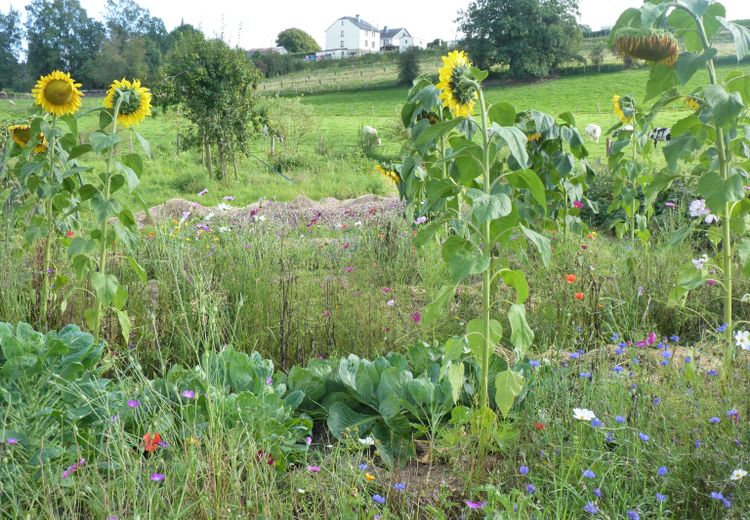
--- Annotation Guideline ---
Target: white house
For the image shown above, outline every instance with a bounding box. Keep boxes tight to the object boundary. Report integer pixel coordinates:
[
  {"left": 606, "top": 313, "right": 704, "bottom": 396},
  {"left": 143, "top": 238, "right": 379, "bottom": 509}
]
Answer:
[
  {"left": 381, "top": 27, "right": 426, "bottom": 51},
  {"left": 324, "top": 15, "right": 381, "bottom": 58}
]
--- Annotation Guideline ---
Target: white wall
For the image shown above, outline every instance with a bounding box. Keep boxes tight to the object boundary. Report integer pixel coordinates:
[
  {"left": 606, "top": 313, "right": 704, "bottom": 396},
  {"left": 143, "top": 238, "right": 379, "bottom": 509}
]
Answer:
[{"left": 325, "top": 18, "right": 380, "bottom": 56}]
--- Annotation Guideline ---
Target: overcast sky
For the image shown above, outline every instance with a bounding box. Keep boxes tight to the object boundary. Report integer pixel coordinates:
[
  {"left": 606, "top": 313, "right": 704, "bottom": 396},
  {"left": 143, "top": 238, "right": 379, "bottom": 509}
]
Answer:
[{"left": 3, "top": 0, "right": 750, "bottom": 49}]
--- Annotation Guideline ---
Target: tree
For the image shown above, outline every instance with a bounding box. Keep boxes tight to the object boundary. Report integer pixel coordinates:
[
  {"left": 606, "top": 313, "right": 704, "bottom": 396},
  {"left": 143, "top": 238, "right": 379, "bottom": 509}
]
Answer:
[
  {"left": 457, "top": 0, "right": 582, "bottom": 78},
  {"left": 84, "top": 34, "right": 149, "bottom": 88},
  {"left": 276, "top": 28, "right": 321, "bottom": 54},
  {"left": 25, "top": 0, "right": 105, "bottom": 83},
  {"left": 161, "top": 34, "right": 263, "bottom": 179},
  {"left": 398, "top": 47, "right": 421, "bottom": 85},
  {"left": 589, "top": 44, "right": 605, "bottom": 71},
  {"left": 0, "top": 8, "right": 23, "bottom": 90}
]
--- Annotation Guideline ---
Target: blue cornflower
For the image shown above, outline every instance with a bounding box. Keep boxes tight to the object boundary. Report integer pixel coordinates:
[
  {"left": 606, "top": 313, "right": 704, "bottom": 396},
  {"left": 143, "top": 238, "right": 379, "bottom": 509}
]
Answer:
[
  {"left": 529, "top": 360, "right": 541, "bottom": 368},
  {"left": 694, "top": 439, "right": 702, "bottom": 448},
  {"left": 639, "top": 432, "right": 650, "bottom": 442},
  {"left": 717, "top": 323, "right": 728, "bottom": 333},
  {"left": 684, "top": 356, "right": 692, "bottom": 363},
  {"left": 580, "top": 371, "right": 592, "bottom": 378},
  {"left": 722, "top": 498, "right": 732, "bottom": 509},
  {"left": 393, "top": 482, "right": 406, "bottom": 491},
  {"left": 669, "top": 335, "right": 679, "bottom": 342},
  {"left": 605, "top": 431, "right": 615, "bottom": 443},
  {"left": 569, "top": 352, "right": 581, "bottom": 360},
  {"left": 615, "top": 415, "right": 626, "bottom": 424},
  {"left": 657, "top": 466, "right": 668, "bottom": 477},
  {"left": 709, "top": 492, "right": 724, "bottom": 500},
  {"left": 632, "top": 357, "right": 639, "bottom": 365},
  {"left": 662, "top": 350, "right": 672, "bottom": 359},
  {"left": 726, "top": 408, "right": 738, "bottom": 417},
  {"left": 526, "top": 483, "right": 535, "bottom": 494},
  {"left": 519, "top": 465, "right": 529, "bottom": 476},
  {"left": 583, "top": 469, "right": 596, "bottom": 479},
  {"left": 652, "top": 397, "right": 661, "bottom": 405},
  {"left": 656, "top": 493, "right": 667, "bottom": 503},
  {"left": 709, "top": 417, "right": 721, "bottom": 424},
  {"left": 591, "top": 418, "right": 603, "bottom": 428},
  {"left": 593, "top": 488, "right": 601, "bottom": 497},
  {"left": 373, "top": 494, "right": 386, "bottom": 504},
  {"left": 707, "top": 369, "right": 718, "bottom": 376},
  {"left": 584, "top": 502, "right": 599, "bottom": 514},
  {"left": 617, "top": 341, "right": 627, "bottom": 348},
  {"left": 611, "top": 333, "right": 620, "bottom": 341},
  {"left": 613, "top": 365, "right": 624, "bottom": 373},
  {"left": 627, "top": 511, "right": 640, "bottom": 520},
  {"left": 359, "top": 463, "right": 368, "bottom": 470}
]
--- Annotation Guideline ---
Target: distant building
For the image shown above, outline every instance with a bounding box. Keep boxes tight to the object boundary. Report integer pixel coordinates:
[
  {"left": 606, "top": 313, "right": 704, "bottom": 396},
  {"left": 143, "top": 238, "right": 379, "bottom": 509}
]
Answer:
[
  {"left": 321, "top": 15, "right": 426, "bottom": 59},
  {"left": 247, "top": 46, "right": 288, "bottom": 55}
]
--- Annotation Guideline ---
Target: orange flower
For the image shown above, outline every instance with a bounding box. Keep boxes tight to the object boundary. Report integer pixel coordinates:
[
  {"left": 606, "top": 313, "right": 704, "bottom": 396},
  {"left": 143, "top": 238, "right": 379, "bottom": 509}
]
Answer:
[
  {"left": 143, "top": 432, "right": 161, "bottom": 453},
  {"left": 575, "top": 292, "right": 584, "bottom": 301},
  {"left": 365, "top": 472, "right": 376, "bottom": 481},
  {"left": 534, "top": 422, "right": 545, "bottom": 430},
  {"left": 565, "top": 274, "right": 577, "bottom": 284}
]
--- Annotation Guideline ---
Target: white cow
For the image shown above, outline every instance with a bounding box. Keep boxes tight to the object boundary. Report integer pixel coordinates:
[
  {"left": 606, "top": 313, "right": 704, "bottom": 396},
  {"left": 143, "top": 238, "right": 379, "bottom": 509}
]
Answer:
[
  {"left": 585, "top": 124, "right": 602, "bottom": 143},
  {"left": 361, "top": 126, "right": 381, "bottom": 148}
]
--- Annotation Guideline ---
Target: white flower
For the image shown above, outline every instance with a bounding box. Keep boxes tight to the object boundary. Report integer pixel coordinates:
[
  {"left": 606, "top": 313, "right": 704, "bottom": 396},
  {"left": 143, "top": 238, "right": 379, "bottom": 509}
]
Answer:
[
  {"left": 704, "top": 213, "right": 720, "bottom": 225},
  {"left": 216, "top": 203, "right": 232, "bottom": 211},
  {"left": 734, "top": 330, "right": 750, "bottom": 351},
  {"left": 573, "top": 408, "right": 596, "bottom": 422},
  {"left": 204, "top": 212, "right": 215, "bottom": 221},
  {"left": 297, "top": 488, "right": 306, "bottom": 493},
  {"left": 358, "top": 436, "right": 376, "bottom": 446},
  {"left": 218, "top": 226, "right": 230, "bottom": 233},
  {"left": 689, "top": 199, "right": 709, "bottom": 218},
  {"left": 692, "top": 255, "right": 708, "bottom": 270},
  {"left": 742, "top": 294, "right": 750, "bottom": 303},
  {"left": 354, "top": 221, "right": 363, "bottom": 227},
  {"left": 386, "top": 299, "right": 396, "bottom": 307},
  {"left": 257, "top": 215, "right": 267, "bottom": 223},
  {"left": 730, "top": 468, "right": 748, "bottom": 481},
  {"left": 335, "top": 223, "right": 344, "bottom": 229}
]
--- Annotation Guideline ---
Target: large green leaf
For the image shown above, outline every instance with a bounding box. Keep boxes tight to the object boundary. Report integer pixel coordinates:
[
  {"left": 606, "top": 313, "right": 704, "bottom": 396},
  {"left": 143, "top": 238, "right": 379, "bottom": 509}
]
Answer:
[
  {"left": 494, "top": 369, "right": 524, "bottom": 418},
  {"left": 441, "top": 236, "right": 489, "bottom": 283},
  {"left": 488, "top": 103, "right": 516, "bottom": 126},
  {"left": 490, "top": 124, "right": 529, "bottom": 168},
  {"left": 675, "top": 50, "right": 717, "bottom": 85},
  {"left": 326, "top": 401, "right": 377, "bottom": 438},
  {"left": 520, "top": 226, "right": 551, "bottom": 266},
  {"left": 508, "top": 304, "right": 534, "bottom": 359},
  {"left": 414, "top": 118, "right": 463, "bottom": 148},
  {"left": 717, "top": 16, "right": 750, "bottom": 61},
  {"left": 499, "top": 269, "right": 529, "bottom": 304},
  {"left": 509, "top": 169, "right": 547, "bottom": 208},
  {"left": 467, "top": 189, "right": 512, "bottom": 224},
  {"left": 698, "top": 171, "right": 746, "bottom": 212},
  {"left": 90, "top": 272, "right": 119, "bottom": 307},
  {"left": 466, "top": 318, "right": 503, "bottom": 360},
  {"left": 704, "top": 84, "right": 744, "bottom": 127},
  {"left": 663, "top": 133, "right": 702, "bottom": 171},
  {"left": 645, "top": 64, "right": 678, "bottom": 102},
  {"left": 423, "top": 284, "right": 457, "bottom": 326},
  {"left": 446, "top": 362, "right": 465, "bottom": 404}
]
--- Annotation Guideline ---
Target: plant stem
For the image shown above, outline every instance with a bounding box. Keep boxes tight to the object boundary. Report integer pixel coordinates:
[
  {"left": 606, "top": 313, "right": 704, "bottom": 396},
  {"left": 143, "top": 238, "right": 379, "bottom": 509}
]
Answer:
[
  {"left": 693, "top": 14, "right": 734, "bottom": 372},
  {"left": 476, "top": 83, "right": 492, "bottom": 410},
  {"left": 39, "top": 116, "right": 58, "bottom": 328}
]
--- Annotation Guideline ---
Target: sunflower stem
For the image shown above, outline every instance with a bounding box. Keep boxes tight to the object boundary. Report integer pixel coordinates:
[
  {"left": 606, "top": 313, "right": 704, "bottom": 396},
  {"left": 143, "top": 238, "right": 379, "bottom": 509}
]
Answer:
[{"left": 40, "top": 115, "right": 58, "bottom": 328}]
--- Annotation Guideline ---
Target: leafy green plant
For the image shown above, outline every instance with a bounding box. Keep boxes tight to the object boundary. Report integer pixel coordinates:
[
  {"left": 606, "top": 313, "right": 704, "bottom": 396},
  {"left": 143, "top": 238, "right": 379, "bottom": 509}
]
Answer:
[{"left": 610, "top": 0, "right": 750, "bottom": 371}]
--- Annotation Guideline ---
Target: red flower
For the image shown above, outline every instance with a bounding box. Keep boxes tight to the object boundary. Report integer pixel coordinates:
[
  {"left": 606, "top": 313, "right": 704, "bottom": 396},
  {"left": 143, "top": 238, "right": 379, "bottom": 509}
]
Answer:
[
  {"left": 66, "top": 230, "right": 74, "bottom": 238},
  {"left": 256, "top": 449, "right": 275, "bottom": 466},
  {"left": 565, "top": 274, "right": 577, "bottom": 284},
  {"left": 143, "top": 432, "right": 161, "bottom": 453},
  {"left": 575, "top": 292, "right": 584, "bottom": 301},
  {"left": 534, "top": 422, "right": 545, "bottom": 430},
  {"left": 573, "top": 200, "right": 584, "bottom": 209}
]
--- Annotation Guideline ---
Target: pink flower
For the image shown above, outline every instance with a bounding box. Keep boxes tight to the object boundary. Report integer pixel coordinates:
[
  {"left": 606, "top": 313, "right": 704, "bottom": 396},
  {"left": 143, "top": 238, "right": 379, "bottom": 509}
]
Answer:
[
  {"left": 343, "top": 266, "right": 354, "bottom": 273},
  {"left": 307, "top": 465, "right": 321, "bottom": 473},
  {"left": 322, "top": 309, "right": 331, "bottom": 318},
  {"left": 465, "top": 500, "right": 486, "bottom": 509},
  {"left": 197, "top": 189, "right": 208, "bottom": 197},
  {"left": 411, "top": 311, "right": 422, "bottom": 324},
  {"left": 386, "top": 299, "right": 396, "bottom": 307},
  {"left": 305, "top": 436, "right": 312, "bottom": 446},
  {"left": 645, "top": 332, "right": 657, "bottom": 346},
  {"left": 573, "top": 200, "right": 584, "bottom": 209},
  {"left": 707, "top": 279, "right": 717, "bottom": 287}
]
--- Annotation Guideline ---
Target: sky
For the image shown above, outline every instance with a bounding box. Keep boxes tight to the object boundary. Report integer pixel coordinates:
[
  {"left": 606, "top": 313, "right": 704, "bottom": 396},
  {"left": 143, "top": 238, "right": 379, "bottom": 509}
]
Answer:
[{"left": 3, "top": 0, "right": 750, "bottom": 50}]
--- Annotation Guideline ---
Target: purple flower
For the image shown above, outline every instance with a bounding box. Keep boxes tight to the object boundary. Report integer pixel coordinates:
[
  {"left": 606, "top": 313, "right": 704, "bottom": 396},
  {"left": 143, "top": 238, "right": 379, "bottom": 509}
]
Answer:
[
  {"left": 197, "top": 189, "right": 208, "bottom": 197},
  {"left": 717, "top": 323, "right": 728, "bottom": 333},
  {"left": 465, "top": 500, "right": 485, "bottom": 510},
  {"left": 658, "top": 466, "right": 668, "bottom": 477},
  {"left": 652, "top": 397, "right": 661, "bottom": 405},
  {"left": 569, "top": 352, "right": 581, "bottom": 360},
  {"left": 223, "top": 195, "right": 235, "bottom": 201},
  {"left": 615, "top": 415, "right": 626, "bottom": 424},
  {"left": 709, "top": 492, "right": 724, "bottom": 500},
  {"left": 684, "top": 356, "right": 692, "bottom": 363},
  {"left": 707, "top": 369, "right": 718, "bottom": 377},
  {"left": 613, "top": 365, "right": 624, "bottom": 373},
  {"left": 669, "top": 335, "right": 679, "bottom": 342},
  {"left": 359, "top": 463, "right": 368, "bottom": 470},
  {"left": 305, "top": 436, "right": 312, "bottom": 446},
  {"left": 150, "top": 473, "right": 165, "bottom": 482},
  {"left": 394, "top": 482, "right": 406, "bottom": 491},
  {"left": 709, "top": 417, "right": 721, "bottom": 424},
  {"left": 695, "top": 439, "right": 702, "bottom": 448},
  {"left": 343, "top": 266, "right": 354, "bottom": 273},
  {"left": 6, "top": 437, "right": 18, "bottom": 445},
  {"left": 373, "top": 494, "right": 386, "bottom": 504},
  {"left": 266, "top": 376, "right": 273, "bottom": 385},
  {"left": 414, "top": 216, "right": 428, "bottom": 225},
  {"left": 726, "top": 408, "right": 739, "bottom": 417},
  {"left": 605, "top": 431, "right": 615, "bottom": 443},
  {"left": 307, "top": 465, "right": 321, "bottom": 473},
  {"left": 180, "top": 390, "right": 195, "bottom": 399},
  {"left": 529, "top": 360, "right": 541, "bottom": 368},
  {"left": 656, "top": 493, "right": 667, "bottom": 503},
  {"left": 580, "top": 371, "right": 591, "bottom": 378},
  {"left": 583, "top": 469, "right": 596, "bottom": 479},
  {"left": 593, "top": 488, "right": 601, "bottom": 497},
  {"left": 646, "top": 332, "right": 658, "bottom": 345},
  {"left": 591, "top": 418, "right": 603, "bottom": 428},
  {"left": 638, "top": 433, "right": 649, "bottom": 442},
  {"left": 127, "top": 400, "right": 140, "bottom": 408},
  {"left": 519, "top": 465, "right": 529, "bottom": 475},
  {"left": 584, "top": 502, "right": 599, "bottom": 514},
  {"left": 411, "top": 311, "right": 422, "bottom": 324},
  {"left": 611, "top": 333, "right": 620, "bottom": 341},
  {"left": 627, "top": 511, "right": 640, "bottom": 520},
  {"left": 526, "top": 483, "right": 535, "bottom": 494}
]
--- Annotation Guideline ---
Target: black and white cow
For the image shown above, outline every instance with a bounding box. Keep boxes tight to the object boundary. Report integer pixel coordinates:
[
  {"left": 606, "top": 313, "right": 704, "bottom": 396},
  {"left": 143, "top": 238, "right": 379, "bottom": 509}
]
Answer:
[{"left": 648, "top": 127, "right": 671, "bottom": 146}]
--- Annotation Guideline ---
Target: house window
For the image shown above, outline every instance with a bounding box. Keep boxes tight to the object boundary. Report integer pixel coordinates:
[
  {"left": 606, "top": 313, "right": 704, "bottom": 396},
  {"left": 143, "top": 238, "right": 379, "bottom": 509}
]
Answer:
[
  {"left": 341, "top": 21, "right": 344, "bottom": 26},
  {"left": 341, "top": 30, "right": 344, "bottom": 36},
  {"left": 365, "top": 40, "right": 368, "bottom": 46},
  {"left": 372, "top": 41, "right": 375, "bottom": 48},
  {"left": 340, "top": 40, "right": 344, "bottom": 48}
]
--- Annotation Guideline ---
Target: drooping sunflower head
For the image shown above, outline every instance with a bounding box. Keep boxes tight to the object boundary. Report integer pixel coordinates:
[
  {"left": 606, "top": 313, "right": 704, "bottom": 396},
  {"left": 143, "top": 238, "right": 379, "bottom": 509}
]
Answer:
[
  {"left": 437, "top": 50, "right": 478, "bottom": 118},
  {"left": 375, "top": 164, "right": 400, "bottom": 184},
  {"left": 7, "top": 124, "right": 47, "bottom": 153},
  {"left": 612, "top": 95, "right": 636, "bottom": 124},
  {"left": 32, "top": 70, "right": 83, "bottom": 116},
  {"left": 527, "top": 132, "right": 543, "bottom": 143},
  {"left": 614, "top": 27, "right": 679, "bottom": 66},
  {"left": 103, "top": 78, "right": 152, "bottom": 128}
]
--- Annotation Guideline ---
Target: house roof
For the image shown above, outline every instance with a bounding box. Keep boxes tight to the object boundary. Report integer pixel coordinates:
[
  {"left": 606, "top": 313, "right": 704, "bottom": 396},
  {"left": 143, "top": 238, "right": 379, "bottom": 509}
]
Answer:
[
  {"left": 326, "top": 16, "right": 379, "bottom": 33},
  {"left": 381, "top": 27, "right": 408, "bottom": 38}
]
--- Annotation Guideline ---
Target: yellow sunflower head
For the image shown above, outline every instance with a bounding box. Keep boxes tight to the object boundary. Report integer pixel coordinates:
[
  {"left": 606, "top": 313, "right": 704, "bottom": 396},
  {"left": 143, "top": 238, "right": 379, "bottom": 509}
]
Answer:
[
  {"left": 612, "top": 95, "right": 636, "bottom": 124},
  {"left": 7, "top": 124, "right": 47, "bottom": 153},
  {"left": 103, "top": 78, "right": 152, "bottom": 128},
  {"left": 32, "top": 70, "right": 83, "bottom": 116},
  {"left": 681, "top": 96, "right": 701, "bottom": 112},
  {"left": 375, "top": 164, "right": 400, "bottom": 184},
  {"left": 437, "top": 50, "right": 478, "bottom": 118},
  {"left": 527, "top": 132, "right": 543, "bottom": 142}
]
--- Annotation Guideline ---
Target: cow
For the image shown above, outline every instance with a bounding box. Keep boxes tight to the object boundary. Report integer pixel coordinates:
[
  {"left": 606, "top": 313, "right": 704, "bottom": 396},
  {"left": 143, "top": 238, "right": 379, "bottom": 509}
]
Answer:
[
  {"left": 648, "top": 127, "right": 671, "bottom": 146},
  {"left": 360, "top": 126, "right": 381, "bottom": 149},
  {"left": 585, "top": 124, "right": 602, "bottom": 143}
]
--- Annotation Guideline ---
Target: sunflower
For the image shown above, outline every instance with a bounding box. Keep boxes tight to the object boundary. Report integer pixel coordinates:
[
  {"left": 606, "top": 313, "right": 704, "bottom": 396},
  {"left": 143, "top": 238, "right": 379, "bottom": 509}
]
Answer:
[
  {"left": 612, "top": 95, "right": 635, "bottom": 124},
  {"left": 681, "top": 96, "right": 701, "bottom": 112},
  {"left": 375, "top": 164, "right": 400, "bottom": 184},
  {"left": 7, "top": 124, "right": 47, "bottom": 153},
  {"left": 103, "top": 78, "right": 152, "bottom": 128},
  {"left": 527, "top": 132, "right": 543, "bottom": 142},
  {"left": 32, "top": 70, "right": 83, "bottom": 116},
  {"left": 437, "top": 50, "right": 478, "bottom": 118},
  {"left": 614, "top": 27, "right": 679, "bottom": 66}
]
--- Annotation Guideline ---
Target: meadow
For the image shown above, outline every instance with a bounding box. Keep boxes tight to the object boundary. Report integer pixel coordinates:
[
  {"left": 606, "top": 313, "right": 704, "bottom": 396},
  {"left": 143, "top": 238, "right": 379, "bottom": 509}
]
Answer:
[{"left": 2, "top": 24, "right": 750, "bottom": 520}]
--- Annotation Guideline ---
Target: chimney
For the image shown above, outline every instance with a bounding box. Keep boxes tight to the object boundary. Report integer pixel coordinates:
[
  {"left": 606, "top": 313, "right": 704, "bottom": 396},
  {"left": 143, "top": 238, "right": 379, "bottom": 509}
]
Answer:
[
  {"left": 355, "top": 14, "right": 360, "bottom": 22},
  {"left": 383, "top": 25, "right": 388, "bottom": 32}
]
